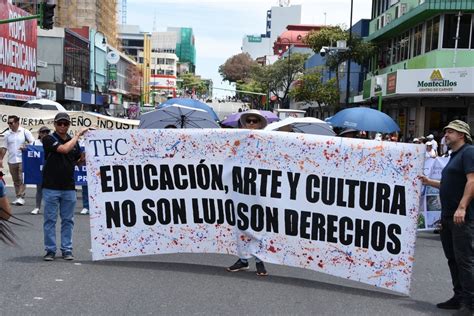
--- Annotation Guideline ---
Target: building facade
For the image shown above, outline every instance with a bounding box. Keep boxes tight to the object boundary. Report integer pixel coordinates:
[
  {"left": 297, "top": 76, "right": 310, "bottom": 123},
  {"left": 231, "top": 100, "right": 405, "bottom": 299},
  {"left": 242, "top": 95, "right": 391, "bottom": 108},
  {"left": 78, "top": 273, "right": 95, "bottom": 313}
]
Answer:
[
  {"left": 54, "top": 0, "right": 118, "bottom": 48},
  {"left": 364, "top": 0, "right": 474, "bottom": 139},
  {"left": 151, "top": 27, "right": 196, "bottom": 75},
  {"left": 242, "top": 4, "right": 302, "bottom": 59},
  {"left": 141, "top": 51, "right": 178, "bottom": 105}
]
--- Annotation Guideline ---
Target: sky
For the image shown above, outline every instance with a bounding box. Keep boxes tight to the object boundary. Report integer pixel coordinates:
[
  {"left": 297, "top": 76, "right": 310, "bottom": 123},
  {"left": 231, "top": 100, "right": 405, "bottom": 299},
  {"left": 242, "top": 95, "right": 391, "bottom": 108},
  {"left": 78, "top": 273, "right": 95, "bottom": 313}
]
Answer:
[{"left": 127, "top": 0, "right": 373, "bottom": 97}]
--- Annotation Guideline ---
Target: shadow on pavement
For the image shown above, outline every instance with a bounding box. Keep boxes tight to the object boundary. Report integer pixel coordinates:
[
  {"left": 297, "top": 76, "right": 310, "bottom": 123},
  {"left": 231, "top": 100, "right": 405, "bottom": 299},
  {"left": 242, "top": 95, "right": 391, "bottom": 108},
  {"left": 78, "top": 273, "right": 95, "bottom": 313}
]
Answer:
[{"left": 67, "top": 259, "right": 439, "bottom": 313}]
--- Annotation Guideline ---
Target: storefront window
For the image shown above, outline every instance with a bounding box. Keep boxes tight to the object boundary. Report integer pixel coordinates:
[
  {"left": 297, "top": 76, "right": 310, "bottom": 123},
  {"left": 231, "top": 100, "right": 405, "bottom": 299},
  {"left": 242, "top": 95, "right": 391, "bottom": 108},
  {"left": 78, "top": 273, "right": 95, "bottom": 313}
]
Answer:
[
  {"left": 63, "top": 31, "right": 89, "bottom": 91},
  {"left": 472, "top": 20, "right": 474, "bottom": 48},
  {"left": 443, "top": 14, "right": 472, "bottom": 49},
  {"left": 413, "top": 24, "right": 423, "bottom": 57},
  {"left": 425, "top": 16, "right": 439, "bottom": 53}
]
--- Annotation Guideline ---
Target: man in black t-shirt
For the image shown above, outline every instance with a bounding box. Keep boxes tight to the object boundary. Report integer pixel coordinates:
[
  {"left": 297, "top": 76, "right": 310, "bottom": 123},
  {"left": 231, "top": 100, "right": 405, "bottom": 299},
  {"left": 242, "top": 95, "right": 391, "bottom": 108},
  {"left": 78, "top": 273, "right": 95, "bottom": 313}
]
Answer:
[
  {"left": 42, "top": 112, "right": 89, "bottom": 261},
  {"left": 421, "top": 120, "right": 474, "bottom": 314}
]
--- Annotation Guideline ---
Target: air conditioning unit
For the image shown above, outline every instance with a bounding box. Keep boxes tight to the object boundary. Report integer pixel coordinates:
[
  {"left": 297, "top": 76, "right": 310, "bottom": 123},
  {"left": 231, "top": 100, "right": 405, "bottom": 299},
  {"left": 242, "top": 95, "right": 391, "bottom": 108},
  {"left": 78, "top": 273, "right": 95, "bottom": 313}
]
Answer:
[{"left": 400, "top": 3, "right": 408, "bottom": 15}]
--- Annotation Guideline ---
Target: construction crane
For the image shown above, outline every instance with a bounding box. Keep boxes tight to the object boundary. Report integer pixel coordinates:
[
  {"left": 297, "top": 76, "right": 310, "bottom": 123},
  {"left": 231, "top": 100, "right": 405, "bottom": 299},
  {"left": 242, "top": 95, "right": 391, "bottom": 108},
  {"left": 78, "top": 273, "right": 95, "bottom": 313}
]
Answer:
[{"left": 120, "top": 0, "right": 127, "bottom": 25}]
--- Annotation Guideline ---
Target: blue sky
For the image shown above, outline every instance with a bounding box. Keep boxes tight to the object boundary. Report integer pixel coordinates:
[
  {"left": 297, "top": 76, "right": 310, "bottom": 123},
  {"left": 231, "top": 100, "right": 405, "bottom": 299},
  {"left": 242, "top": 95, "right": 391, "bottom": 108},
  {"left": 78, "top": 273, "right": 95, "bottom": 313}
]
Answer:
[{"left": 127, "top": 0, "right": 373, "bottom": 97}]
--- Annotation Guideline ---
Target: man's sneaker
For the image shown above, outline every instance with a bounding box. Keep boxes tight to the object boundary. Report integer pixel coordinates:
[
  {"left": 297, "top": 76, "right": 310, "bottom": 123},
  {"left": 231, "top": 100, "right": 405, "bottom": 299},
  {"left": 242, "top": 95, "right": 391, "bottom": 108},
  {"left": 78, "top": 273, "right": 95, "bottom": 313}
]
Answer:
[
  {"left": 62, "top": 252, "right": 74, "bottom": 261},
  {"left": 43, "top": 252, "right": 55, "bottom": 261},
  {"left": 256, "top": 261, "right": 268, "bottom": 276},
  {"left": 80, "top": 208, "right": 89, "bottom": 215},
  {"left": 227, "top": 259, "right": 249, "bottom": 272},
  {"left": 436, "top": 296, "right": 461, "bottom": 310},
  {"left": 12, "top": 198, "right": 25, "bottom": 206},
  {"left": 31, "top": 208, "right": 40, "bottom": 215}
]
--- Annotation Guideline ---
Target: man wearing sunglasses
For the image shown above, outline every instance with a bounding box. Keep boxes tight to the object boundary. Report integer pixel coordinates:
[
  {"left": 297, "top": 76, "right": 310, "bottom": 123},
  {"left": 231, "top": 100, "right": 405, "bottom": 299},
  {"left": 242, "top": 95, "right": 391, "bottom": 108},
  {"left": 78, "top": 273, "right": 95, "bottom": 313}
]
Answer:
[
  {"left": 41, "top": 112, "right": 89, "bottom": 261},
  {"left": 0, "top": 115, "right": 34, "bottom": 206}
]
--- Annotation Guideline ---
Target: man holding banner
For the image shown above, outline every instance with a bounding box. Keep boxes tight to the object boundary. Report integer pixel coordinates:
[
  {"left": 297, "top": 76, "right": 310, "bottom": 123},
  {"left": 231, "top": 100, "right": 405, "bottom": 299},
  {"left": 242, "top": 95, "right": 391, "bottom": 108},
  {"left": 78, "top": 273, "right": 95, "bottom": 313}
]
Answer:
[
  {"left": 41, "top": 113, "right": 90, "bottom": 261},
  {"left": 421, "top": 120, "right": 474, "bottom": 314}
]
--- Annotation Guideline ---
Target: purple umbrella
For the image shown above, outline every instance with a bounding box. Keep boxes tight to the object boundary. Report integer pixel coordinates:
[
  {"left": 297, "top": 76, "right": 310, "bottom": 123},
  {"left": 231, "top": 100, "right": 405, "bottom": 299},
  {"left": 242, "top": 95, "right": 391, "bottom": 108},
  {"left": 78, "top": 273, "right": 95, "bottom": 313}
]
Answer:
[{"left": 221, "top": 110, "right": 279, "bottom": 127}]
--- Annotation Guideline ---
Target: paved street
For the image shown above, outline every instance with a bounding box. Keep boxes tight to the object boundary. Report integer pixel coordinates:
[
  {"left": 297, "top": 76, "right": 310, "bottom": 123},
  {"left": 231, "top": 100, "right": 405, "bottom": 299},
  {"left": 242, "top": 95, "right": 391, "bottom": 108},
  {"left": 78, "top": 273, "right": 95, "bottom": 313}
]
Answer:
[{"left": 0, "top": 187, "right": 455, "bottom": 315}]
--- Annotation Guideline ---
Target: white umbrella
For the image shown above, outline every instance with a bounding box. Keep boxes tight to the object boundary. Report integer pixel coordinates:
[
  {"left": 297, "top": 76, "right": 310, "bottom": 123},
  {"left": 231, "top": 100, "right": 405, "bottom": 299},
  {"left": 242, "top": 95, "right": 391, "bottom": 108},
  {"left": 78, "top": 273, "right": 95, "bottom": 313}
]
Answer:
[
  {"left": 264, "top": 117, "right": 335, "bottom": 136},
  {"left": 139, "top": 104, "right": 220, "bottom": 129}
]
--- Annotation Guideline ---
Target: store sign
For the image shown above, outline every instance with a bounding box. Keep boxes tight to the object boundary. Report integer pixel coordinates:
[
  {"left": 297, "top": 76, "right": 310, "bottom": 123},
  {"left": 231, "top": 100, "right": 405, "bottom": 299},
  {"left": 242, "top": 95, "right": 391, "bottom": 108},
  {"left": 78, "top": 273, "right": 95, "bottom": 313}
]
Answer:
[
  {"left": 150, "top": 75, "right": 177, "bottom": 89},
  {"left": 0, "top": 1, "right": 37, "bottom": 101},
  {"left": 396, "top": 68, "right": 473, "bottom": 95},
  {"left": 247, "top": 35, "right": 262, "bottom": 43},
  {"left": 108, "top": 64, "right": 117, "bottom": 89},
  {"left": 386, "top": 72, "right": 397, "bottom": 95}
]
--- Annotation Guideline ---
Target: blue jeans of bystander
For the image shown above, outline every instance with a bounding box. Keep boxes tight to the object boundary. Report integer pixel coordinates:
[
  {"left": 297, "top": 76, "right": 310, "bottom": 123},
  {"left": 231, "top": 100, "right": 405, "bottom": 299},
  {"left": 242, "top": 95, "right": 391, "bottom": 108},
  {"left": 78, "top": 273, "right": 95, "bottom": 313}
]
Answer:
[{"left": 43, "top": 189, "right": 76, "bottom": 253}]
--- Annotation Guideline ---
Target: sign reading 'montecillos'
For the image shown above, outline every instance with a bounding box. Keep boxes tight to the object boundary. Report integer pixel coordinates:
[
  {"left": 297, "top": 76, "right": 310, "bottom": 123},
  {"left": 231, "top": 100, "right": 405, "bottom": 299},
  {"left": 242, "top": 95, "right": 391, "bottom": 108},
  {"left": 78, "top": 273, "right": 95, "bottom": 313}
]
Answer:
[
  {"left": 85, "top": 129, "right": 424, "bottom": 295},
  {"left": 0, "top": 1, "right": 37, "bottom": 101}
]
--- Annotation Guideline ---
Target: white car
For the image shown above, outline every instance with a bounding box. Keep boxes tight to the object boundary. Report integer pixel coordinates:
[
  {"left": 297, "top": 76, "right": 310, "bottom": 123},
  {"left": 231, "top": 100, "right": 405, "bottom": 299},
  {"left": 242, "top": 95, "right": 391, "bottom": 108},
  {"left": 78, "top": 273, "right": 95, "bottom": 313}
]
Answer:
[{"left": 22, "top": 99, "right": 67, "bottom": 111}]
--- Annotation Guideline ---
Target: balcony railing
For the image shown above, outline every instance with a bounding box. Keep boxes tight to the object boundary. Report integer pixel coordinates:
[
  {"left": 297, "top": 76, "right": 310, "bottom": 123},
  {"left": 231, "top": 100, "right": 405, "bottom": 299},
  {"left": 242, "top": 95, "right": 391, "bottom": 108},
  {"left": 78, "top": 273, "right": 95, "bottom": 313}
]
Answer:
[{"left": 367, "top": 0, "right": 474, "bottom": 41}]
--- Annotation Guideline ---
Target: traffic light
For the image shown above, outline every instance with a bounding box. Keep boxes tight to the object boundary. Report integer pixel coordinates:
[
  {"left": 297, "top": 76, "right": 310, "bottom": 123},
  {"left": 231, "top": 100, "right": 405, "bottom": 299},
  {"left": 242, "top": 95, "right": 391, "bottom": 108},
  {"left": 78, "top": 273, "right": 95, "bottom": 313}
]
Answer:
[{"left": 40, "top": 3, "right": 56, "bottom": 30}]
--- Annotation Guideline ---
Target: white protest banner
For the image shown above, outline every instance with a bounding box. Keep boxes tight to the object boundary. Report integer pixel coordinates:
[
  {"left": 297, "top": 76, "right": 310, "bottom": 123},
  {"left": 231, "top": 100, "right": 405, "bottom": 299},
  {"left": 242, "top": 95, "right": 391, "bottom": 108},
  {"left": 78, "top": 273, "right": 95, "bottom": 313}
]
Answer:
[
  {"left": 0, "top": 104, "right": 138, "bottom": 136},
  {"left": 418, "top": 157, "right": 449, "bottom": 230},
  {"left": 85, "top": 129, "right": 425, "bottom": 294}
]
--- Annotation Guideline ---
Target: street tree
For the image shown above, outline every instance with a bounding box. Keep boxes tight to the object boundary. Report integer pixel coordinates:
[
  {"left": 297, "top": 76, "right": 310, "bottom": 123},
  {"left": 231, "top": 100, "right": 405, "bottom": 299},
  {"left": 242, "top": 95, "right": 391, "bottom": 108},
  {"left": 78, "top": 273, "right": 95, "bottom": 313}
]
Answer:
[
  {"left": 289, "top": 71, "right": 339, "bottom": 110},
  {"left": 219, "top": 53, "right": 258, "bottom": 83},
  {"left": 304, "top": 26, "right": 377, "bottom": 99},
  {"left": 235, "top": 79, "right": 266, "bottom": 108},
  {"left": 179, "top": 73, "right": 208, "bottom": 96},
  {"left": 251, "top": 53, "right": 308, "bottom": 108}
]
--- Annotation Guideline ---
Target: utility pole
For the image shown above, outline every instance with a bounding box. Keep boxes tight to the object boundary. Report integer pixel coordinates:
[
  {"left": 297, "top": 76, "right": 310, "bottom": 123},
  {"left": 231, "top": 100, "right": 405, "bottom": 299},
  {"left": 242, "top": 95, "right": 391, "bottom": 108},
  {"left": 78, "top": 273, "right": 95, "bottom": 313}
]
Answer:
[{"left": 345, "top": 0, "right": 353, "bottom": 108}]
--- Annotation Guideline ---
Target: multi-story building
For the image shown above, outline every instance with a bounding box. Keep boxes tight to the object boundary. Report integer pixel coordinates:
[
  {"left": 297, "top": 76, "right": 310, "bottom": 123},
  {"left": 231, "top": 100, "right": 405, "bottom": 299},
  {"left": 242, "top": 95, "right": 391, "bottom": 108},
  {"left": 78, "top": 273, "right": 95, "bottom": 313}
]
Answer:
[
  {"left": 151, "top": 27, "right": 196, "bottom": 75},
  {"left": 118, "top": 24, "right": 146, "bottom": 61},
  {"left": 139, "top": 51, "right": 178, "bottom": 105},
  {"left": 54, "top": 0, "right": 118, "bottom": 48},
  {"left": 36, "top": 27, "right": 93, "bottom": 110},
  {"left": 242, "top": 4, "right": 301, "bottom": 59},
  {"left": 13, "top": 0, "right": 118, "bottom": 47},
  {"left": 363, "top": 0, "right": 474, "bottom": 139}
]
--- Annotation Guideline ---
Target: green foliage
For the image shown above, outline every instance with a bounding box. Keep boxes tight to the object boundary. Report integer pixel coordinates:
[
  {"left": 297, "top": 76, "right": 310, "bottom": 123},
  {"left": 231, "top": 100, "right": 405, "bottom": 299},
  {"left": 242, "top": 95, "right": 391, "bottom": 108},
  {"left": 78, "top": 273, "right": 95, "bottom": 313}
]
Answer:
[
  {"left": 219, "top": 53, "right": 258, "bottom": 83},
  {"left": 179, "top": 73, "right": 208, "bottom": 95},
  {"left": 250, "top": 53, "right": 308, "bottom": 106},
  {"left": 289, "top": 72, "right": 339, "bottom": 108},
  {"left": 236, "top": 79, "right": 266, "bottom": 108},
  {"left": 305, "top": 26, "right": 377, "bottom": 78}
]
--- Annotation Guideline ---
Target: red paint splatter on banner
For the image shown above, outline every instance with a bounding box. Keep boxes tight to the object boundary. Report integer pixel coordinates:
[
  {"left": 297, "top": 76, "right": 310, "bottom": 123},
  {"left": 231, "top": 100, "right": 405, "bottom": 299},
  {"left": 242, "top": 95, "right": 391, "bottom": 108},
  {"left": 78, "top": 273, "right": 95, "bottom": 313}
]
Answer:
[{"left": 268, "top": 246, "right": 277, "bottom": 253}]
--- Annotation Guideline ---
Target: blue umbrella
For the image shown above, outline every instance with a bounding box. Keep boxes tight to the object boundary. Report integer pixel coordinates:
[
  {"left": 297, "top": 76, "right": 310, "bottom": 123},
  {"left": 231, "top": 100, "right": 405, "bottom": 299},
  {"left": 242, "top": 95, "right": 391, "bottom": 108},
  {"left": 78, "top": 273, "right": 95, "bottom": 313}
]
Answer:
[
  {"left": 327, "top": 107, "right": 400, "bottom": 133},
  {"left": 160, "top": 98, "right": 219, "bottom": 121}
]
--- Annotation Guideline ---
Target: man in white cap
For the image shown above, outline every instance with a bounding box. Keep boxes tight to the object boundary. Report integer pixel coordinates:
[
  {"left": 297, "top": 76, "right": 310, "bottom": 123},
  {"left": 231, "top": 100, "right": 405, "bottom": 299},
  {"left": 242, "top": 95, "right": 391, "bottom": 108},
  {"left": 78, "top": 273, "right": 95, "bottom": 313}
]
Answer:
[
  {"left": 239, "top": 110, "right": 268, "bottom": 130},
  {"left": 420, "top": 120, "right": 473, "bottom": 314},
  {"left": 426, "top": 134, "right": 438, "bottom": 153},
  {"left": 0, "top": 115, "right": 34, "bottom": 206},
  {"left": 425, "top": 141, "right": 437, "bottom": 158}
]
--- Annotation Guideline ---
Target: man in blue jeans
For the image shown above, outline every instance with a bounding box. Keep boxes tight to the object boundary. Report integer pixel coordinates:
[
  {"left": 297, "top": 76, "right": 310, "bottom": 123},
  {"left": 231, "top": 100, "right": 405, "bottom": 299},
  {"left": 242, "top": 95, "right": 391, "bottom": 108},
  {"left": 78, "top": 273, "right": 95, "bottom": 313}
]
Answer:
[
  {"left": 42, "top": 113, "right": 89, "bottom": 261},
  {"left": 421, "top": 120, "right": 474, "bottom": 315}
]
